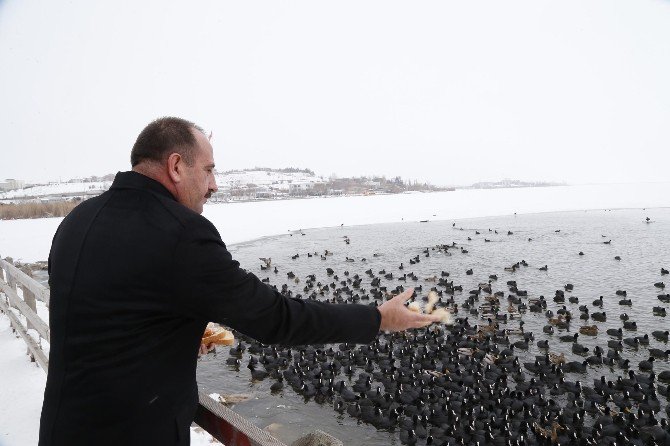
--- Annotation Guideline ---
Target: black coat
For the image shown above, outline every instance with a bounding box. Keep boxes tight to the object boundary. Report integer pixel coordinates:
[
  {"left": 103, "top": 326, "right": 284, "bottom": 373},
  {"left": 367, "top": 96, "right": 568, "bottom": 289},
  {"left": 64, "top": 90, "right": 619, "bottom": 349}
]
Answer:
[{"left": 39, "top": 171, "right": 380, "bottom": 446}]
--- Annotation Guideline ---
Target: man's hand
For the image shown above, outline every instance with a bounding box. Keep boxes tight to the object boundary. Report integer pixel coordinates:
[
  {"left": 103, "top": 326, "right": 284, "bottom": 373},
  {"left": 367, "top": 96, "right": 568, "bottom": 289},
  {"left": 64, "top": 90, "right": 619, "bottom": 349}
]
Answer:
[
  {"left": 198, "top": 342, "right": 216, "bottom": 356},
  {"left": 377, "top": 287, "right": 443, "bottom": 331}
]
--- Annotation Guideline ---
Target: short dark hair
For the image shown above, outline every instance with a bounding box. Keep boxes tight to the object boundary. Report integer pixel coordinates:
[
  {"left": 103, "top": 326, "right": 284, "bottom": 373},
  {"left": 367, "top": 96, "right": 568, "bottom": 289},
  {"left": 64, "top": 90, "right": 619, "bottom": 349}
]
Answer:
[{"left": 130, "top": 117, "right": 205, "bottom": 167}]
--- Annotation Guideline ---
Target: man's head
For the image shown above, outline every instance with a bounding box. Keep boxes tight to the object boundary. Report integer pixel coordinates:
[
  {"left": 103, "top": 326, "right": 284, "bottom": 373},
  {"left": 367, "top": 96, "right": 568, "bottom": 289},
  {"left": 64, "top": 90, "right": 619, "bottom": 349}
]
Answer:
[{"left": 131, "top": 117, "right": 218, "bottom": 214}]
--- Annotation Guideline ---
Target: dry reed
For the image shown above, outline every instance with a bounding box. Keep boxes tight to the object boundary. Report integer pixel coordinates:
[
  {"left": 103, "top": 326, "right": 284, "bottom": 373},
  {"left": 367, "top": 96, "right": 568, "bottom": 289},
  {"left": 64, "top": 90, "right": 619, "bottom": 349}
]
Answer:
[{"left": 0, "top": 200, "right": 80, "bottom": 220}]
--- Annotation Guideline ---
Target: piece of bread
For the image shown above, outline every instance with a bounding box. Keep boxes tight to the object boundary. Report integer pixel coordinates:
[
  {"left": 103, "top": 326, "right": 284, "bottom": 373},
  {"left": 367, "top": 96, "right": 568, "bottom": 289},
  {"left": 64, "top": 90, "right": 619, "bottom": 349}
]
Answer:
[
  {"left": 202, "top": 324, "right": 235, "bottom": 346},
  {"left": 407, "top": 301, "right": 422, "bottom": 313},
  {"left": 425, "top": 291, "right": 439, "bottom": 314},
  {"left": 431, "top": 308, "right": 453, "bottom": 325}
]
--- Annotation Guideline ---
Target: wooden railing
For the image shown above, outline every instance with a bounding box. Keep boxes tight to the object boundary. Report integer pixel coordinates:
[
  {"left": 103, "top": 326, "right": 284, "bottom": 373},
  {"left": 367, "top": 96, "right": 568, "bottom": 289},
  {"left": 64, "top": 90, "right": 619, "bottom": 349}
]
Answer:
[
  {"left": 0, "top": 257, "right": 341, "bottom": 446},
  {"left": 0, "top": 257, "right": 50, "bottom": 371}
]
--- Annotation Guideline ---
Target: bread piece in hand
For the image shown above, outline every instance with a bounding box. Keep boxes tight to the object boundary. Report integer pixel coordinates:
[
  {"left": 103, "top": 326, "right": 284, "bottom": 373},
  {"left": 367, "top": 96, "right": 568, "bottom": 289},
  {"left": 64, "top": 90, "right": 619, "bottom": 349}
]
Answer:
[
  {"left": 431, "top": 308, "right": 453, "bottom": 325},
  {"left": 202, "top": 323, "right": 235, "bottom": 346}
]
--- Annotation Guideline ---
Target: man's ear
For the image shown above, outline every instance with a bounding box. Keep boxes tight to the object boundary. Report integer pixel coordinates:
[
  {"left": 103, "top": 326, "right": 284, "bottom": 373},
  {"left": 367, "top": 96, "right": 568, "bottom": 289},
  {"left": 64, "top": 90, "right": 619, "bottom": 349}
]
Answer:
[{"left": 166, "top": 153, "right": 183, "bottom": 183}]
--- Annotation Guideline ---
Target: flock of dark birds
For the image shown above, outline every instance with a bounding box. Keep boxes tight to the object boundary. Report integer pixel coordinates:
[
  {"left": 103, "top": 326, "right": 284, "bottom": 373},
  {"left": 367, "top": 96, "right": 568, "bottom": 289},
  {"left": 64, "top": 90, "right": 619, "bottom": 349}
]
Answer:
[{"left": 219, "top": 218, "right": 669, "bottom": 446}]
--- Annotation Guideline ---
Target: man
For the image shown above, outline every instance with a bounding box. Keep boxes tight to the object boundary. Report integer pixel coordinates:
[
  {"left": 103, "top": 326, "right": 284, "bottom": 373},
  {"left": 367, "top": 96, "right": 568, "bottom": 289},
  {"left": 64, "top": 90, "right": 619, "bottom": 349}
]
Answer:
[{"left": 39, "top": 117, "right": 440, "bottom": 445}]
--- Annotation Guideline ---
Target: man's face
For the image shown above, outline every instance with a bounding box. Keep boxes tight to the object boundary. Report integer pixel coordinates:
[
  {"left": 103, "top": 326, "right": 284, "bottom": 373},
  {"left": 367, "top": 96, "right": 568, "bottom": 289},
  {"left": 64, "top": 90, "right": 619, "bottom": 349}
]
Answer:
[{"left": 178, "top": 131, "right": 218, "bottom": 214}]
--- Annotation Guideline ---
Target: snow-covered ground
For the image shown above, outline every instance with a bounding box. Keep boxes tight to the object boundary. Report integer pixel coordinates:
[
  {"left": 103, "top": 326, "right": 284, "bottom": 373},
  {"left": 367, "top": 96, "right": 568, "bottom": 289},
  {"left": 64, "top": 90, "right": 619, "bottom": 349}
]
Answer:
[
  {"left": 1, "top": 181, "right": 669, "bottom": 445},
  {"left": 0, "top": 169, "right": 320, "bottom": 202},
  {"left": 215, "top": 169, "right": 321, "bottom": 190},
  {"left": 0, "top": 314, "right": 46, "bottom": 446},
  {"left": 0, "top": 314, "right": 221, "bottom": 445},
  {"left": 0, "top": 181, "right": 112, "bottom": 200}
]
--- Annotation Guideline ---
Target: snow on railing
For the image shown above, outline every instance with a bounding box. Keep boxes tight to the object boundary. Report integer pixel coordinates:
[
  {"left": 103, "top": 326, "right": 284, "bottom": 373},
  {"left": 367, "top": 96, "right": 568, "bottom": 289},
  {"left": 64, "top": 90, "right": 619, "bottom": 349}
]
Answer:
[{"left": 0, "top": 257, "right": 49, "bottom": 370}]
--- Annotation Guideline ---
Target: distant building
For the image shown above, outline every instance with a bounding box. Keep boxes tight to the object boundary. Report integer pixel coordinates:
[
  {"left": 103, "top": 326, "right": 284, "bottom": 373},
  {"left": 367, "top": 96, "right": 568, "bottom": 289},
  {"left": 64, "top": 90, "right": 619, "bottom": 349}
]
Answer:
[
  {"left": 255, "top": 188, "right": 275, "bottom": 199},
  {"left": 289, "top": 182, "right": 314, "bottom": 194},
  {"left": 0, "top": 179, "right": 25, "bottom": 191}
]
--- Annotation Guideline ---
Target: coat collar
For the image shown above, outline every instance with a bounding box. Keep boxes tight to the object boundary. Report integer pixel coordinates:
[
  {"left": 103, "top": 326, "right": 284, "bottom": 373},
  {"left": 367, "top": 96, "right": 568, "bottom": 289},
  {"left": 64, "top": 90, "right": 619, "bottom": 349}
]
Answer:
[{"left": 110, "top": 171, "right": 176, "bottom": 201}]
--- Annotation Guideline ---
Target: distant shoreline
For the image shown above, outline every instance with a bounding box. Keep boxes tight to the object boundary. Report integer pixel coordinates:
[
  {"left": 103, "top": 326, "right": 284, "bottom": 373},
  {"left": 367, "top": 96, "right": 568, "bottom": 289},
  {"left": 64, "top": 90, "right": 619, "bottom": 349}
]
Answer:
[{"left": 1, "top": 182, "right": 669, "bottom": 263}]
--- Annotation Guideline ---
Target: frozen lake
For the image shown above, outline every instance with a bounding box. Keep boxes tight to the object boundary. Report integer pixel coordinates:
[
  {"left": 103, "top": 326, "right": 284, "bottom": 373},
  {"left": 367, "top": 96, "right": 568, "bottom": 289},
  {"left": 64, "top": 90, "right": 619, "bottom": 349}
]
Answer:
[
  {"left": 0, "top": 182, "right": 668, "bottom": 263},
  {"left": 197, "top": 207, "right": 670, "bottom": 445}
]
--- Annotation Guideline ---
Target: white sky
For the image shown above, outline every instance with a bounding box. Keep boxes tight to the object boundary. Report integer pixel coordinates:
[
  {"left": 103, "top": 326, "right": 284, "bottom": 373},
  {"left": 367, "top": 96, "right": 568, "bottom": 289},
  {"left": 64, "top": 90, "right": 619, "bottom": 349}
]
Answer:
[{"left": 1, "top": 0, "right": 669, "bottom": 187}]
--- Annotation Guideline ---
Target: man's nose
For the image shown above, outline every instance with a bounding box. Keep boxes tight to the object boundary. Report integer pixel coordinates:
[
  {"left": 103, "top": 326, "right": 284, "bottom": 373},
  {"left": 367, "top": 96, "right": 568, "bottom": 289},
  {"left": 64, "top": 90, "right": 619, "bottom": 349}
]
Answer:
[{"left": 210, "top": 178, "right": 219, "bottom": 193}]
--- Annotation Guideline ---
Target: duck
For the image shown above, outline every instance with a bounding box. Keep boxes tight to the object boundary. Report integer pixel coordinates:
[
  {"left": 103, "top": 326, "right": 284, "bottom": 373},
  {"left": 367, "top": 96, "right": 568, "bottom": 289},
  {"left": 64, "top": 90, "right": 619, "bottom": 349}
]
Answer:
[
  {"left": 586, "top": 353, "right": 603, "bottom": 366},
  {"left": 638, "top": 357, "right": 655, "bottom": 371},
  {"left": 225, "top": 357, "right": 241, "bottom": 367},
  {"left": 623, "top": 337, "right": 639, "bottom": 347},
  {"left": 270, "top": 376, "right": 284, "bottom": 391},
  {"left": 247, "top": 363, "right": 269, "bottom": 381},
  {"left": 565, "top": 360, "right": 588, "bottom": 373},
  {"left": 607, "top": 338, "right": 624, "bottom": 350},
  {"left": 559, "top": 333, "right": 579, "bottom": 343},
  {"left": 572, "top": 342, "right": 589, "bottom": 355},
  {"left": 579, "top": 325, "right": 598, "bottom": 336},
  {"left": 636, "top": 333, "right": 649, "bottom": 345},
  {"left": 653, "top": 306, "right": 666, "bottom": 316},
  {"left": 648, "top": 348, "right": 670, "bottom": 359},
  {"left": 606, "top": 328, "right": 623, "bottom": 338}
]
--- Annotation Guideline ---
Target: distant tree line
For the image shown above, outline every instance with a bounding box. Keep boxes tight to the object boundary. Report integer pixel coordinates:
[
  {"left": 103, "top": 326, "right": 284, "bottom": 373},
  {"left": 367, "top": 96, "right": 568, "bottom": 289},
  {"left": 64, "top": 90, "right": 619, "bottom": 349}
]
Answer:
[
  {"left": 67, "top": 173, "right": 116, "bottom": 183},
  {"left": 219, "top": 167, "right": 315, "bottom": 175}
]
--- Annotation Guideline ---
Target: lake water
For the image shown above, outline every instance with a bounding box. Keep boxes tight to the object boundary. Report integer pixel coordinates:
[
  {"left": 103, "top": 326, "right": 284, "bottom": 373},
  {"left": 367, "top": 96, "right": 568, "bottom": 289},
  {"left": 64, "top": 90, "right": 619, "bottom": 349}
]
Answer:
[{"left": 196, "top": 207, "right": 670, "bottom": 445}]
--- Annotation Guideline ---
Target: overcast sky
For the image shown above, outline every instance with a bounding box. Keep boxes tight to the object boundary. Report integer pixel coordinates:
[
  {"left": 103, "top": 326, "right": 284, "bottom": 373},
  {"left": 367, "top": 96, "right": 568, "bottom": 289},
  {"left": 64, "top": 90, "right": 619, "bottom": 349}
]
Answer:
[{"left": 1, "top": 1, "right": 669, "bottom": 186}]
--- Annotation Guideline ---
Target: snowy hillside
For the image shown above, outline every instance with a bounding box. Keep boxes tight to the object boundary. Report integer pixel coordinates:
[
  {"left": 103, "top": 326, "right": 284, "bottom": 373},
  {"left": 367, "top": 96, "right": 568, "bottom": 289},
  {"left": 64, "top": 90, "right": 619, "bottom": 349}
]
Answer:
[
  {"left": 215, "top": 169, "right": 322, "bottom": 190},
  {"left": 0, "top": 170, "right": 322, "bottom": 202},
  {"left": 0, "top": 181, "right": 112, "bottom": 200}
]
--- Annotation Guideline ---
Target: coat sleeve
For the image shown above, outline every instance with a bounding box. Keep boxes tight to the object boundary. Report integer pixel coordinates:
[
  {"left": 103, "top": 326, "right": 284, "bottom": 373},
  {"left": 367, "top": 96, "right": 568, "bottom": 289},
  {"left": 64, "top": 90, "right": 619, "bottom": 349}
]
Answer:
[{"left": 171, "top": 219, "right": 381, "bottom": 345}]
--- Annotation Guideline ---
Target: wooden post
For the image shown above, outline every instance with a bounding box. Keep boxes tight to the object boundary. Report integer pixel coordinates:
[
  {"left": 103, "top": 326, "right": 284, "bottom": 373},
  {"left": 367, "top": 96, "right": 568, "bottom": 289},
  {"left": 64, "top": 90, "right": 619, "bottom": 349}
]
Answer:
[
  {"left": 22, "top": 281, "right": 37, "bottom": 331},
  {"left": 6, "top": 266, "right": 17, "bottom": 310},
  {"left": 0, "top": 258, "right": 5, "bottom": 311},
  {"left": 22, "top": 278, "right": 38, "bottom": 360}
]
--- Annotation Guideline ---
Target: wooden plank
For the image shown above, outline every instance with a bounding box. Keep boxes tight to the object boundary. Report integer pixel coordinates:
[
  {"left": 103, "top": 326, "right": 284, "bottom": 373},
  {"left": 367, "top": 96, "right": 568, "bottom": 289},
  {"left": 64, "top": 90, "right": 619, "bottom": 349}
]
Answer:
[
  {"left": 23, "top": 286, "right": 37, "bottom": 332},
  {"left": 0, "top": 296, "right": 49, "bottom": 371},
  {"left": 0, "top": 259, "right": 50, "bottom": 306},
  {"left": 0, "top": 280, "right": 50, "bottom": 342},
  {"left": 195, "top": 391, "right": 287, "bottom": 446}
]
